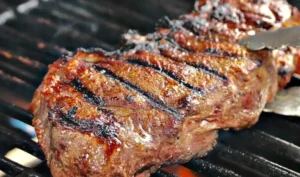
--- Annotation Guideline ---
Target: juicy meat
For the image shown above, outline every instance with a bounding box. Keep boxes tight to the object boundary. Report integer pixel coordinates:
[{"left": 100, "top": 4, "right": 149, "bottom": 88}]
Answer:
[{"left": 30, "top": 0, "right": 300, "bottom": 177}]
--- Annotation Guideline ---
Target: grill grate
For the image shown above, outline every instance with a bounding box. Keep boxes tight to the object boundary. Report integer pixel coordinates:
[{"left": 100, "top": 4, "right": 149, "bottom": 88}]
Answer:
[{"left": 0, "top": 0, "right": 299, "bottom": 177}]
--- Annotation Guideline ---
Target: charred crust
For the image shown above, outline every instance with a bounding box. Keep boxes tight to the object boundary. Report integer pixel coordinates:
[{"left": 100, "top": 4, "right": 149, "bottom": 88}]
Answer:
[
  {"left": 48, "top": 107, "right": 119, "bottom": 140},
  {"left": 156, "top": 16, "right": 184, "bottom": 32},
  {"left": 61, "top": 51, "right": 75, "bottom": 61},
  {"left": 120, "top": 43, "right": 137, "bottom": 53},
  {"left": 211, "top": 4, "right": 245, "bottom": 24},
  {"left": 251, "top": 0, "right": 269, "bottom": 4},
  {"left": 77, "top": 47, "right": 112, "bottom": 56},
  {"left": 127, "top": 58, "right": 205, "bottom": 96},
  {"left": 70, "top": 79, "right": 105, "bottom": 106},
  {"left": 93, "top": 65, "right": 182, "bottom": 119},
  {"left": 204, "top": 48, "right": 238, "bottom": 58},
  {"left": 255, "top": 21, "right": 273, "bottom": 29},
  {"left": 182, "top": 17, "right": 208, "bottom": 35},
  {"left": 203, "top": 47, "right": 261, "bottom": 65},
  {"left": 156, "top": 16, "right": 173, "bottom": 29},
  {"left": 196, "top": 64, "right": 228, "bottom": 82}
]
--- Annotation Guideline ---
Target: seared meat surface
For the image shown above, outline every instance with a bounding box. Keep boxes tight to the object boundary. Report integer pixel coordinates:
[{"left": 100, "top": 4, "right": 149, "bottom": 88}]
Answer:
[{"left": 30, "top": 0, "right": 300, "bottom": 177}]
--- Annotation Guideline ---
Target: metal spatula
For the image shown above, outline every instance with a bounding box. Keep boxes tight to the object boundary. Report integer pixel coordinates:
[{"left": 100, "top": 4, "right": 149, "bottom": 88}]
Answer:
[
  {"left": 238, "top": 26, "right": 300, "bottom": 51},
  {"left": 238, "top": 26, "right": 300, "bottom": 117}
]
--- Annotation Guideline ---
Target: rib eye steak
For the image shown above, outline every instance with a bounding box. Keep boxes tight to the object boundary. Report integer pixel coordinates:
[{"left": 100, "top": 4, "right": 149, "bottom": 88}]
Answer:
[{"left": 30, "top": 0, "right": 300, "bottom": 176}]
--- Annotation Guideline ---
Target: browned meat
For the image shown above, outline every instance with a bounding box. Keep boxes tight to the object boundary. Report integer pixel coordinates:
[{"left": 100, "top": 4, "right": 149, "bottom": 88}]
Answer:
[{"left": 30, "top": 0, "right": 300, "bottom": 177}]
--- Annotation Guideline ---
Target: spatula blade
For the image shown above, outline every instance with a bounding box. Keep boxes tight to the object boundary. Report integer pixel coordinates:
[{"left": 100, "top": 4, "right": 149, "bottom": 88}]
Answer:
[{"left": 238, "top": 26, "right": 300, "bottom": 51}]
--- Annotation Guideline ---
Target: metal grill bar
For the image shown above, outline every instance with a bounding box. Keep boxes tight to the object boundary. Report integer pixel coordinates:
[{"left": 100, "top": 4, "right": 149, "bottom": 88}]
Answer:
[
  {"left": 152, "top": 170, "right": 177, "bottom": 177},
  {"left": 0, "top": 100, "right": 33, "bottom": 125},
  {"left": 255, "top": 114, "right": 300, "bottom": 146},
  {"left": 0, "top": 125, "right": 44, "bottom": 160},
  {"left": 220, "top": 130, "right": 300, "bottom": 173},
  {"left": 2, "top": 0, "right": 28, "bottom": 6},
  {"left": 0, "top": 25, "right": 64, "bottom": 62},
  {"left": 65, "top": 0, "right": 155, "bottom": 31},
  {"left": 5, "top": 14, "right": 111, "bottom": 50},
  {"left": 211, "top": 144, "right": 300, "bottom": 177},
  {"left": 0, "top": 56, "right": 45, "bottom": 87},
  {"left": 0, "top": 156, "right": 25, "bottom": 176},
  {"left": 184, "top": 158, "right": 241, "bottom": 177},
  {"left": 0, "top": 70, "right": 35, "bottom": 96}
]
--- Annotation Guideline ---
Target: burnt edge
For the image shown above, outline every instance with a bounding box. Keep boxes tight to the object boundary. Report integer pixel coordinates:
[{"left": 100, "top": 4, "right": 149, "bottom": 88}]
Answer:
[{"left": 156, "top": 14, "right": 262, "bottom": 66}]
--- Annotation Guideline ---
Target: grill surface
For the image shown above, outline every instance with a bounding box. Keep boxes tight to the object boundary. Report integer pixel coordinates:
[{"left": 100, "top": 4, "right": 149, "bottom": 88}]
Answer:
[{"left": 0, "top": 0, "right": 300, "bottom": 177}]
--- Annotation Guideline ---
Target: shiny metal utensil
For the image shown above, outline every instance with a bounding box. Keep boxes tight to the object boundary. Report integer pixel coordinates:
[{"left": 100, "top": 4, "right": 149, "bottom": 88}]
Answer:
[
  {"left": 238, "top": 26, "right": 300, "bottom": 51},
  {"left": 264, "top": 86, "right": 300, "bottom": 117},
  {"left": 239, "top": 26, "right": 300, "bottom": 117}
]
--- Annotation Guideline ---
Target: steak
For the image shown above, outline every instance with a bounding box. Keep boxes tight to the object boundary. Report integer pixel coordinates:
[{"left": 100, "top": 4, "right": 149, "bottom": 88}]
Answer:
[{"left": 30, "top": 0, "right": 300, "bottom": 176}]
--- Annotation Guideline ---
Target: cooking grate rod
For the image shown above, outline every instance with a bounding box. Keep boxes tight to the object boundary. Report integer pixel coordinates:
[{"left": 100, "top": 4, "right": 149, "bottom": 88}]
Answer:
[
  {"left": 184, "top": 158, "right": 241, "bottom": 177},
  {"left": 0, "top": 124, "right": 44, "bottom": 160},
  {"left": 0, "top": 100, "right": 33, "bottom": 125},
  {"left": 0, "top": 156, "right": 25, "bottom": 176},
  {"left": 0, "top": 70, "right": 35, "bottom": 97},
  {"left": 0, "top": 24, "right": 64, "bottom": 58},
  {"left": 0, "top": 55, "right": 45, "bottom": 87},
  {"left": 220, "top": 130, "right": 300, "bottom": 173},
  {"left": 5, "top": 14, "right": 112, "bottom": 51},
  {"left": 206, "top": 144, "right": 300, "bottom": 177},
  {"left": 153, "top": 170, "right": 177, "bottom": 177}
]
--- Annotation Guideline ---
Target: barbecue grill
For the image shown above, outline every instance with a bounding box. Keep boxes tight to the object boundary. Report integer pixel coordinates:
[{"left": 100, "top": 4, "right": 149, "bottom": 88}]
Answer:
[{"left": 0, "top": 0, "right": 300, "bottom": 177}]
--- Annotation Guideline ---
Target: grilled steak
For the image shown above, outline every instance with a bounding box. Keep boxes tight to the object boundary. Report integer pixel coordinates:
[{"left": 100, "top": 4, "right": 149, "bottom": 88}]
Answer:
[{"left": 30, "top": 0, "right": 300, "bottom": 177}]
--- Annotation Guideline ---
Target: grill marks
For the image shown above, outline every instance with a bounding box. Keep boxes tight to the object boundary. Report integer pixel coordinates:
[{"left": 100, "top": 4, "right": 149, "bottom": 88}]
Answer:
[
  {"left": 154, "top": 32, "right": 261, "bottom": 79},
  {"left": 93, "top": 65, "right": 182, "bottom": 119},
  {"left": 194, "top": 0, "right": 288, "bottom": 29},
  {"left": 196, "top": 64, "right": 228, "bottom": 81},
  {"left": 44, "top": 79, "right": 119, "bottom": 140},
  {"left": 126, "top": 58, "right": 204, "bottom": 95},
  {"left": 70, "top": 79, "right": 105, "bottom": 106},
  {"left": 160, "top": 49, "right": 229, "bottom": 82},
  {"left": 172, "top": 31, "right": 259, "bottom": 62},
  {"left": 49, "top": 107, "right": 118, "bottom": 140},
  {"left": 48, "top": 11, "right": 264, "bottom": 132},
  {"left": 124, "top": 50, "right": 225, "bottom": 92},
  {"left": 162, "top": 48, "right": 260, "bottom": 82}
]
